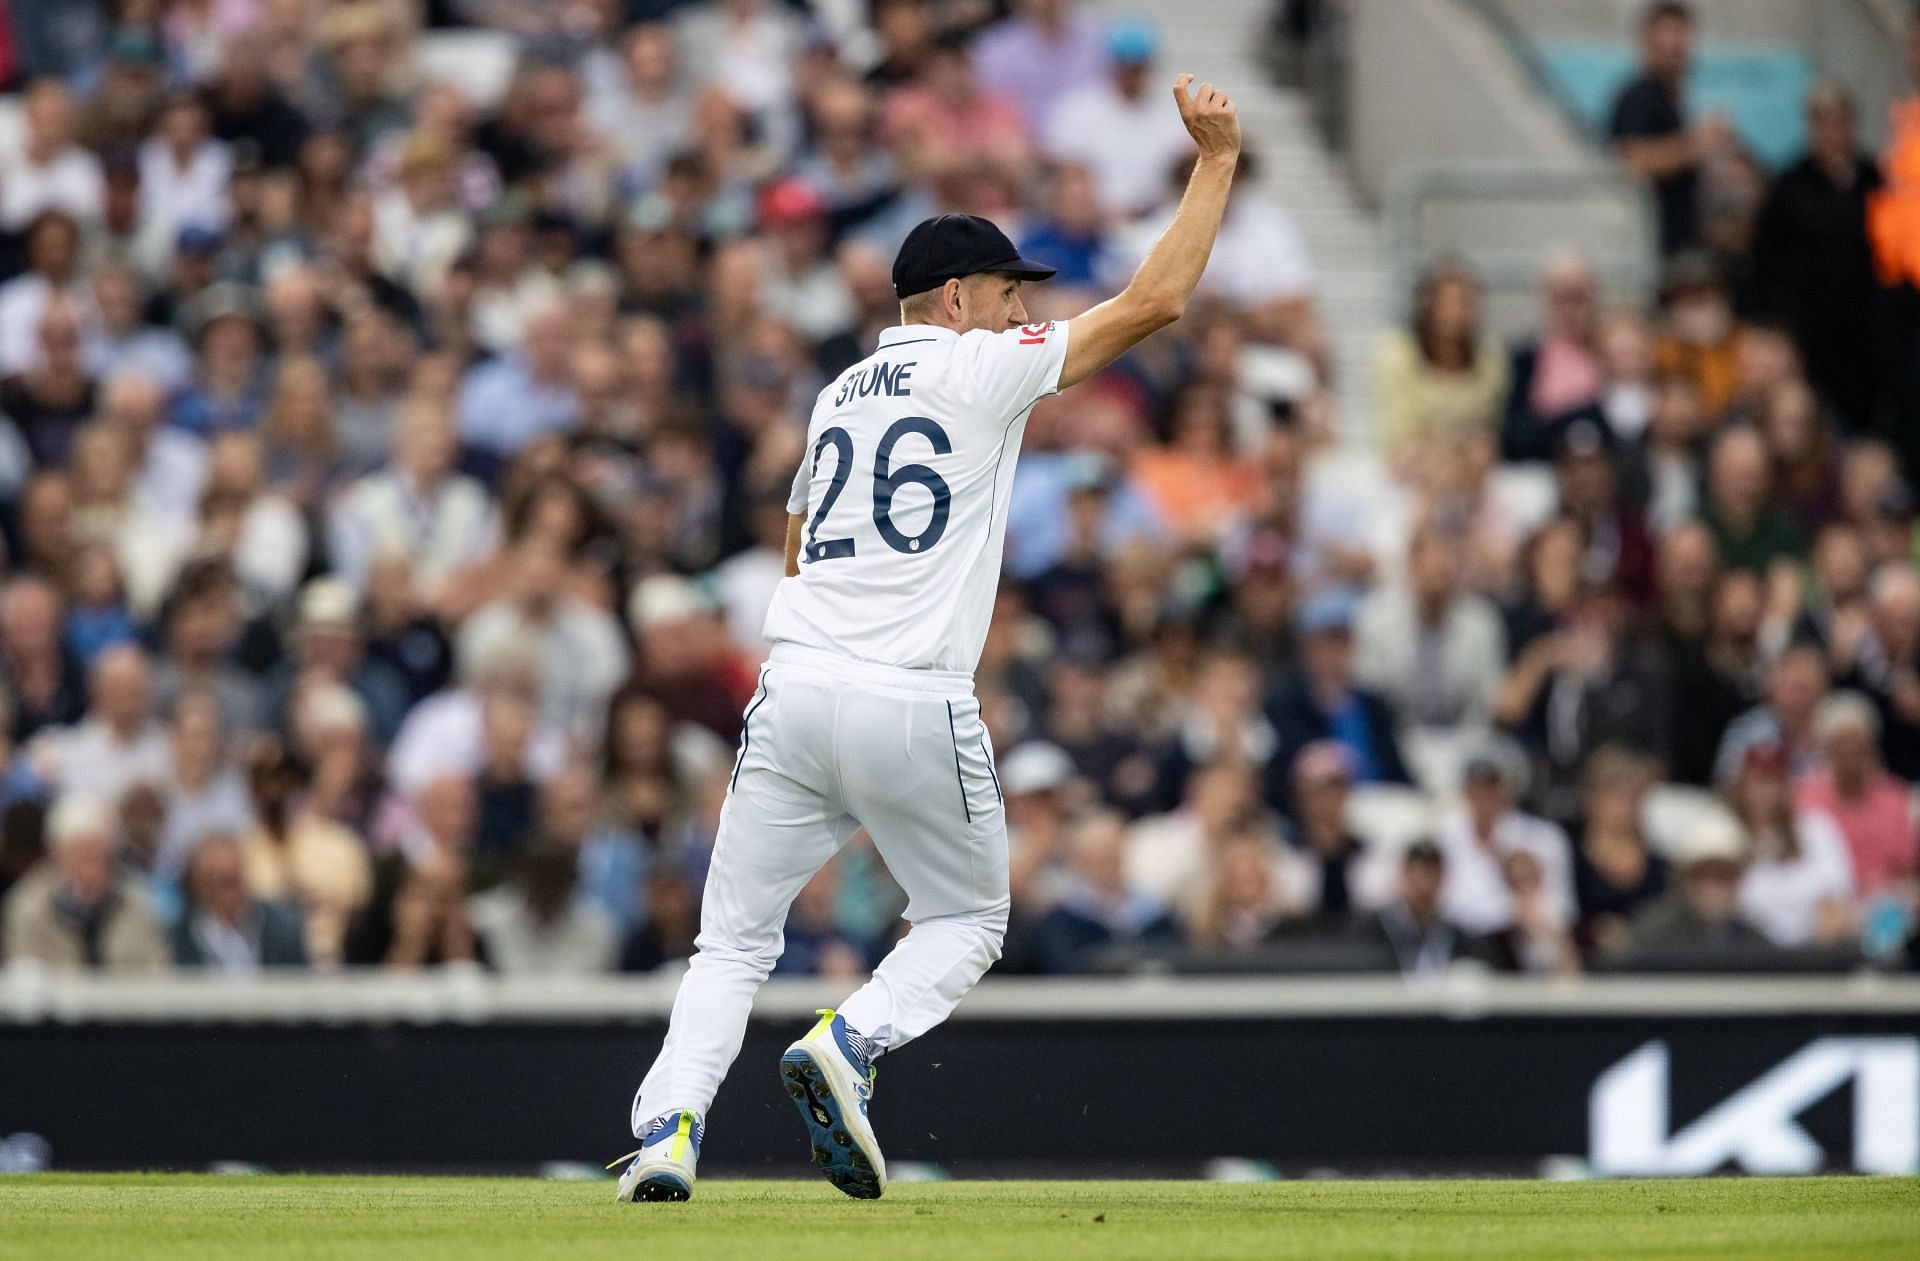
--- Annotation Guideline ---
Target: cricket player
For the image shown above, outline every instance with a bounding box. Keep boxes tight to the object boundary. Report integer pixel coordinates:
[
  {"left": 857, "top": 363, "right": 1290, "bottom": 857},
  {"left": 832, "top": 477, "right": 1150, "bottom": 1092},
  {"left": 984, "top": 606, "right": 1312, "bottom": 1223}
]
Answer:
[{"left": 617, "top": 75, "right": 1241, "bottom": 1202}]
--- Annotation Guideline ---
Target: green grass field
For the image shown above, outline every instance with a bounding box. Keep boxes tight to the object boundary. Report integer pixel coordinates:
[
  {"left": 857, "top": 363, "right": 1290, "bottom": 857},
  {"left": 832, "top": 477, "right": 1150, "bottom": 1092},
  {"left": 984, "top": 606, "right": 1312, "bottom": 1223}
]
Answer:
[{"left": 4, "top": 1174, "right": 1915, "bottom": 1261}]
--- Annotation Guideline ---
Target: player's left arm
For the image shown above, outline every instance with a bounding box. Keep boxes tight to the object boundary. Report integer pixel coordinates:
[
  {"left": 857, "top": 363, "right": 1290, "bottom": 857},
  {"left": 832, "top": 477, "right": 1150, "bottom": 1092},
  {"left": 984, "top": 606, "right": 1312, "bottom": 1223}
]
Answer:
[
  {"left": 1058, "top": 75, "right": 1240, "bottom": 391},
  {"left": 784, "top": 513, "right": 804, "bottom": 577}
]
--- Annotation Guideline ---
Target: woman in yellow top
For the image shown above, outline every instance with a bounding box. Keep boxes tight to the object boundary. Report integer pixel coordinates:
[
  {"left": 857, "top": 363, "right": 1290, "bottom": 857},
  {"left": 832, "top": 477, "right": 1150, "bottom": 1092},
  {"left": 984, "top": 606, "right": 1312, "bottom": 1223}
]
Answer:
[
  {"left": 240, "top": 740, "right": 372, "bottom": 967},
  {"left": 1374, "top": 260, "right": 1509, "bottom": 471}
]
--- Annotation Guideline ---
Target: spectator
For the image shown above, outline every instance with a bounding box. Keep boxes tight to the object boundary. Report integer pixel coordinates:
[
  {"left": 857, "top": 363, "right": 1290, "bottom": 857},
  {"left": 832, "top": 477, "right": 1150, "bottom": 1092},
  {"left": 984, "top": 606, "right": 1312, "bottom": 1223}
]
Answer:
[
  {"left": 155, "top": 688, "right": 254, "bottom": 882},
  {"left": 327, "top": 403, "right": 497, "bottom": 599},
  {"left": 1653, "top": 252, "right": 1741, "bottom": 416},
  {"left": 1796, "top": 692, "right": 1919, "bottom": 898},
  {"left": 469, "top": 840, "right": 619, "bottom": 975},
  {"left": 1031, "top": 810, "right": 1181, "bottom": 973},
  {"left": 1376, "top": 260, "right": 1508, "bottom": 467},
  {"left": 1729, "top": 742, "right": 1858, "bottom": 948},
  {"left": 1433, "top": 738, "right": 1577, "bottom": 936},
  {"left": 1109, "top": 152, "right": 1319, "bottom": 353},
  {"left": 1844, "top": 566, "right": 1920, "bottom": 780},
  {"left": 99, "top": 368, "right": 203, "bottom": 522},
  {"left": 149, "top": 560, "right": 264, "bottom": 739},
  {"left": 972, "top": 0, "right": 1110, "bottom": 136},
  {"left": 455, "top": 537, "right": 628, "bottom": 744},
  {"left": 1000, "top": 740, "right": 1078, "bottom": 916},
  {"left": 1552, "top": 418, "right": 1657, "bottom": 603},
  {"left": 1130, "top": 384, "right": 1263, "bottom": 544},
  {"left": 261, "top": 578, "right": 413, "bottom": 747},
  {"left": 1502, "top": 250, "right": 1605, "bottom": 462},
  {"left": 1355, "top": 524, "right": 1507, "bottom": 735},
  {"left": 1279, "top": 741, "right": 1381, "bottom": 922},
  {"left": 0, "top": 575, "right": 85, "bottom": 743},
  {"left": 882, "top": 28, "right": 1029, "bottom": 219},
  {"left": 1617, "top": 811, "right": 1775, "bottom": 963},
  {"left": 1609, "top": 0, "right": 1728, "bottom": 255},
  {"left": 1126, "top": 762, "right": 1263, "bottom": 911},
  {"left": 1, "top": 794, "right": 169, "bottom": 971},
  {"left": 453, "top": 301, "right": 582, "bottom": 466},
  {"left": 1494, "top": 574, "right": 1670, "bottom": 824},
  {"left": 0, "top": 209, "right": 94, "bottom": 376},
  {"left": 1666, "top": 566, "right": 1764, "bottom": 786},
  {"left": 241, "top": 741, "right": 371, "bottom": 967},
  {"left": 771, "top": 863, "right": 868, "bottom": 980},
  {"left": 0, "top": 79, "right": 105, "bottom": 233},
  {"left": 587, "top": 23, "right": 694, "bottom": 193},
  {"left": 1361, "top": 840, "right": 1471, "bottom": 977},
  {"left": 1267, "top": 591, "right": 1411, "bottom": 803},
  {"left": 171, "top": 833, "right": 308, "bottom": 971},
  {"left": 29, "top": 643, "right": 170, "bottom": 803},
  {"left": 1572, "top": 747, "right": 1668, "bottom": 953},
  {"left": 1, "top": 295, "right": 97, "bottom": 467},
  {"left": 1714, "top": 641, "right": 1832, "bottom": 783},
  {"left": 1186, "top": 822, "right": 1290, "bottom": 951},
  {"left": 1753, "top": 85, "right": 1887, "bottom": 432},
  {"left": 1042, "top": 21, "right": 1193, "bottom": 221},
  {"left": 1476, "top": 850, "right": 1582, "bottom": 976},
  {"left": 138, "top": 92, "right": 232, "bottom": 250}
]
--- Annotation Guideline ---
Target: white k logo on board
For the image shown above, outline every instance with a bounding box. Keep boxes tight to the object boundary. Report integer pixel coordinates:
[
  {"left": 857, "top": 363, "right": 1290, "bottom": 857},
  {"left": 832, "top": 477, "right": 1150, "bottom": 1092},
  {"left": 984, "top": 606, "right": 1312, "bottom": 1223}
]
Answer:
[{"left": 1590, "top": 1038, "right": 1920, "bottom": 1175}]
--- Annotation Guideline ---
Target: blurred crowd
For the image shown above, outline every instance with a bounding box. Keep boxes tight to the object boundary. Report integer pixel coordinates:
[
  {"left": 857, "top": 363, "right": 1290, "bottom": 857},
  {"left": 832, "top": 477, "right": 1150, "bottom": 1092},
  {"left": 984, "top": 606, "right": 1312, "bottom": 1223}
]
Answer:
[{"left": 0, "top": 0, "right": 1913, "bottom": 985}]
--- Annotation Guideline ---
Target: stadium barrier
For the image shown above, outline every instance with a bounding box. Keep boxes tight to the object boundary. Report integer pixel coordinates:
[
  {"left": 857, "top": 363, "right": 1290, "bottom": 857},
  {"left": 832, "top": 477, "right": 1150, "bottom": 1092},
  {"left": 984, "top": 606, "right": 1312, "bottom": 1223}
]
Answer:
[{"left": 3, "top": 971, "right": 1917, "bottom": 1177}]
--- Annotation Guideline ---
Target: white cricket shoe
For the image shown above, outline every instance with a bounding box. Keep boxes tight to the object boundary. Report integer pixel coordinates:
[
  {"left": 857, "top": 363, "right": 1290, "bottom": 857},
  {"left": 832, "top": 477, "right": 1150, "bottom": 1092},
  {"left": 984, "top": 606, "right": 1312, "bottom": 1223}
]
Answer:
[
  {"left": 779, "top": 1008, "right": 887, "bottom": 1199},
  {"left": 612, "top": 1109, "right": 702, "bottom": 1202}
]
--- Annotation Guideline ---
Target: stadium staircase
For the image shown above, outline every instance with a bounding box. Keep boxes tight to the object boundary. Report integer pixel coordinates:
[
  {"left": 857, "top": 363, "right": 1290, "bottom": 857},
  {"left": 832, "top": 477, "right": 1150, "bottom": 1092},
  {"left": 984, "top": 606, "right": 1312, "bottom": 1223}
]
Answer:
[{"left": 1154, "top": 0, "right": 1390, "bottom": 451}]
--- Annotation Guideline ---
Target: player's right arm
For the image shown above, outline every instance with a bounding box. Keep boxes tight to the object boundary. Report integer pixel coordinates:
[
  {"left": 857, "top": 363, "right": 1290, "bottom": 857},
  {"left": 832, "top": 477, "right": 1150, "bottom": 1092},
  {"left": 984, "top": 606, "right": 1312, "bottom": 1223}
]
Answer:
[{"left": 1057, "top": 75, "right": 1241, "bottom": 391}]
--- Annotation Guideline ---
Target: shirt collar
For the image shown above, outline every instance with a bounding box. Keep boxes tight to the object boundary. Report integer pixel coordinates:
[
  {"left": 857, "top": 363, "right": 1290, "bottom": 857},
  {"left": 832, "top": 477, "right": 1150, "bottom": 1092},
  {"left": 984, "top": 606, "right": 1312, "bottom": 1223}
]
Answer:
[{"left": 876, "top": 324, "right": 958, "bottom": 348}]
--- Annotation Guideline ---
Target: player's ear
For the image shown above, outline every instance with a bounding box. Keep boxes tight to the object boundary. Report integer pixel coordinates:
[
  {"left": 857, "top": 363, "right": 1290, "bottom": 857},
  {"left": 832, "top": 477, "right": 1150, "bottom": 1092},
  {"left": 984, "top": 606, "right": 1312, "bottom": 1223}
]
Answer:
[{"left": 943, "top": 277, "right": 964, "bottom": 323}]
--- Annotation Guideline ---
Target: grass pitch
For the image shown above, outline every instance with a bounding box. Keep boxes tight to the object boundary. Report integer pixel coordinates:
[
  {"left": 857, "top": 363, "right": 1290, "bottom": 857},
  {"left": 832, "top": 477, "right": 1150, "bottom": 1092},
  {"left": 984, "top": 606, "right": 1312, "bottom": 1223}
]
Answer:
[{"left": 3, "top": 1174, "right": 1915, "bottom": 1260}]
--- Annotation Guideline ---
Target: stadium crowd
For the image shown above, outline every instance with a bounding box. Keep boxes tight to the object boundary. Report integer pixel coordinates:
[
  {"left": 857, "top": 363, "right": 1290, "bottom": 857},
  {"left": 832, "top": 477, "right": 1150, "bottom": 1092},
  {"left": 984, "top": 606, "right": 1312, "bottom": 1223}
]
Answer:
[{"left": 0, "top": 0, "right": 1915, "bottom": 983}]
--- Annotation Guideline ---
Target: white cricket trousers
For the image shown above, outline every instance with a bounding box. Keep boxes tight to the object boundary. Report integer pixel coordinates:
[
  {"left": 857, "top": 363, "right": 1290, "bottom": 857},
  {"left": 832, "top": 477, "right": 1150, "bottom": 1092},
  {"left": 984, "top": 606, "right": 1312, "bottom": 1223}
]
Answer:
[{"left": 630, "top": 642, "right": 1010, "bottom": 1132}]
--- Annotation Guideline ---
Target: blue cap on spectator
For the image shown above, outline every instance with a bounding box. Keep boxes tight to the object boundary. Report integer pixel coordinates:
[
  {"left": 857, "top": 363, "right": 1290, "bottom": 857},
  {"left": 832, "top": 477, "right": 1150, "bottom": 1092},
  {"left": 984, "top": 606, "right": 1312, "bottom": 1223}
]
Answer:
[
  {"left": 1295, "top": 589, "right": 1358, "bottom": 636},
  {"left": 1108, "top": 20, "right": 1158, "bottom": 65},
  {"left": 176, "top": 224, "right": 224, "bottom": 256}
]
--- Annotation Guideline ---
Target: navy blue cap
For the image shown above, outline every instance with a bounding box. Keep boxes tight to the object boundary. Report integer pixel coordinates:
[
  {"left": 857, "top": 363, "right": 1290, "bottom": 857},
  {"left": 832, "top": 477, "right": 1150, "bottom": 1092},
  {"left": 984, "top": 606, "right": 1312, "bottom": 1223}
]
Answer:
[{"left": 892, "top": 214, "right": 1056, "bottom": 300}]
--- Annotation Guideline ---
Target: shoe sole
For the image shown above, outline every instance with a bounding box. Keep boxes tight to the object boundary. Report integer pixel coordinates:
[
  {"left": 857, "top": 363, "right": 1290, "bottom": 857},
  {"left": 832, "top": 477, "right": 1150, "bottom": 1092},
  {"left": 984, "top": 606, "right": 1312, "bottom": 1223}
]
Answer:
[
  {"left": 621, "top": 1171, "right": 691, "bottom": 1203},
  {"left": 779, "top": 1046, "right": 884, "bottom": 1199}
]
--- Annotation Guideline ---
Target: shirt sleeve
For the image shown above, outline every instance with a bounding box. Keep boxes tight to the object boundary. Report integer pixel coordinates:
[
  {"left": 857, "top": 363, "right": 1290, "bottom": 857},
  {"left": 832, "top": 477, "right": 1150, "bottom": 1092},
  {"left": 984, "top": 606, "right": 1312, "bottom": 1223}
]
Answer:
[
  {"left": 954, "top": 320, "right": 1072, "bottom": 422},
  {"left": 786, "top": 456, "right": 810, "bottom": 515}
]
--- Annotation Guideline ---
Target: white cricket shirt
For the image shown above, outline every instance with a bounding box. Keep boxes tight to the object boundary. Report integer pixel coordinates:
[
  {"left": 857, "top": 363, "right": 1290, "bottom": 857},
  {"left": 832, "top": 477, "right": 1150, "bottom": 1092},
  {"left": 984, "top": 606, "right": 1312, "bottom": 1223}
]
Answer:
[{"left": 764, "top": 320, "right": 1071, "bottom": 675}]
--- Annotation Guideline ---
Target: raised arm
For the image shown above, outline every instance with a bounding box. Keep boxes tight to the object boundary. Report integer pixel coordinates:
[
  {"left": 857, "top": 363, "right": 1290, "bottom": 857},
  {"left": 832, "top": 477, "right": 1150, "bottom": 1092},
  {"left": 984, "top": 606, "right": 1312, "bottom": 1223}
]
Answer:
[{"left": 1058, "top": 75, "right": 1241, "bottom": 391}]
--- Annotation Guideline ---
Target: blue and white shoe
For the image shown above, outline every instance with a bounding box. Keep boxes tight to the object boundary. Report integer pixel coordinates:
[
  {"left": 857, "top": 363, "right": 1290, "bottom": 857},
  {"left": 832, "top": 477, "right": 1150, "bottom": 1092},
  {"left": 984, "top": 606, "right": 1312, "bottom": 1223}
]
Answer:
[
  {"left": 612, "top": 1109, "right": 702, "bottom": 1202},
  {"left": 779, "top": 1009, "right": 886, "bottom": 1199}
]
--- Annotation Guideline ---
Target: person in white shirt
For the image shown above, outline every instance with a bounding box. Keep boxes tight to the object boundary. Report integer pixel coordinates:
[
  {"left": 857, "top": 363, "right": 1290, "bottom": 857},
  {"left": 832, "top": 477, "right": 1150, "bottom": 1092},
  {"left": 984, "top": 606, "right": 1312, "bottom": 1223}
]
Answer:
[
  {"left": 454, "top": 538, "right": 629, "bottom": 746},
  {"left": 386, "top": 637, "right": 570, "bottom": 800},
  {"left": 0, "top": 210, "right": 97, "bottom": 375},
  {"left": 620, "top": 76, "right": 1244, "bottom": 1203},
  {"left": 1726, "top": 741, "right": 1858, "bottom": 947},
  {"left": 0, "top": 79, "right": 105, "bottom": 232},
  {"left": 327, "top": 404, "right": 497, "bottom": 600},
  {"left": 100, "top": 369, "right": 206, "bottom": 523},
  {"left": 1433, "top": 739, "right": 1577, "bottom": 935},
  {"left": 1355, "top": 523, "right": 1509, "bottom": 733},
  {"left": 136, "top": 93, "right": 232, "bottom": 246},
  {"left": 1042, "top": 22, "right": 1194, "bottom": 220},
  {"left": 29, "top": 644, "right": 172, "bottom": 805},
  {"left": 586, "top": 21, "right": 695, "bottom": 191}
]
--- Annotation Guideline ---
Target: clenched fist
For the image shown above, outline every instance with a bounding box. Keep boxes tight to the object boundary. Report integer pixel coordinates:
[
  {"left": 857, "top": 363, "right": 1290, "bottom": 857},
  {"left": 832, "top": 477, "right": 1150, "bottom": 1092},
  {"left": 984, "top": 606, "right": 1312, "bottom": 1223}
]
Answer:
[{"left": 1173, "top": 74, "right": 1241, "bottom": 162}]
